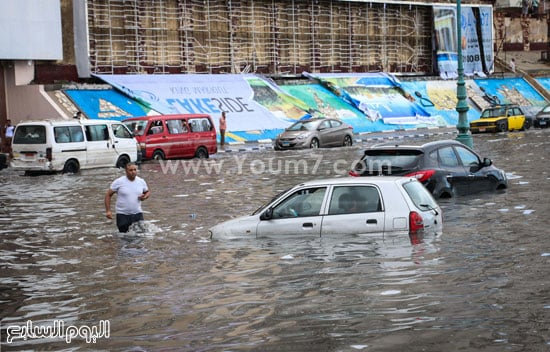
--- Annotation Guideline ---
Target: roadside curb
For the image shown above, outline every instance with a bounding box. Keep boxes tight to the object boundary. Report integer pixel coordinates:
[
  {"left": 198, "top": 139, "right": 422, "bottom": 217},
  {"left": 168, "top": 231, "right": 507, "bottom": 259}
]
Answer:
[{"left": 217, "top": 127, "right": 459, "bottom": 153}]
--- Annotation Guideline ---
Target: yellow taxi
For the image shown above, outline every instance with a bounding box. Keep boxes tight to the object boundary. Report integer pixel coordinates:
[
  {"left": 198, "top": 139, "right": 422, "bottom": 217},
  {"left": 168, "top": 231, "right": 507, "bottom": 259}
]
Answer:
[{"left": 470, "top": 104, "right": 532, "bottom": 133}]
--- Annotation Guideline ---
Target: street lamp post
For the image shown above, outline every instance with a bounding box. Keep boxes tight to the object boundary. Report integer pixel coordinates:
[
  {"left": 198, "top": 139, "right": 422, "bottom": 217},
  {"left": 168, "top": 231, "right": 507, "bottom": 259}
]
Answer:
[{"left": 455, "top": 0, "right": 474, "bottom": 148}]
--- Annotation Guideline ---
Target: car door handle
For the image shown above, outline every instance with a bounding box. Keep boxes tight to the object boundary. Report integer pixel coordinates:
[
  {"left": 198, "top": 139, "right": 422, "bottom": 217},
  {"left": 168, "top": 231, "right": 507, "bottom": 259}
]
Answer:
[
  {"left": 366, "top": 219, "right": 377, "bottom": 224},
  {"left": 303, "top": 222, "right": 313, "bottom": 228}
]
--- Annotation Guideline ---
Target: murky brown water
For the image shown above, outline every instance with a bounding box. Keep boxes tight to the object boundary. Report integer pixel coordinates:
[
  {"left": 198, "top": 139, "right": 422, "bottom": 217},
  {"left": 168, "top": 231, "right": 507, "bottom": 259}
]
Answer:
[{"left": 1, "top": 129, "right": 549, "bottom": 351}]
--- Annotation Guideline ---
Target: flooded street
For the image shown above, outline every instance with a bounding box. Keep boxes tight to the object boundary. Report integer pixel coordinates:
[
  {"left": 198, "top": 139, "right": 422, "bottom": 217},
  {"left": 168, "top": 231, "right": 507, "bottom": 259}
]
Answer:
[{"left": 1, "top": 129, "right": 549, "bottom": 351}]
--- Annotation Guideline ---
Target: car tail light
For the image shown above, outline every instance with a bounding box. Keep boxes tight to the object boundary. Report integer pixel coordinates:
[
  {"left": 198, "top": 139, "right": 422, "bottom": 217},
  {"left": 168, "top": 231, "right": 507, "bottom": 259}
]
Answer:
[
  {"left": 46, "top": 147, "right": 52, "bottom": 161},
  {"left": 348, "top": 170, "right": 360, "bottom": 177},
  {"left": 409, "top": 211, "right": 424, "bottom": 234},
  {"left": 404, "top": 169, "right": 436, "bottom": 183}
]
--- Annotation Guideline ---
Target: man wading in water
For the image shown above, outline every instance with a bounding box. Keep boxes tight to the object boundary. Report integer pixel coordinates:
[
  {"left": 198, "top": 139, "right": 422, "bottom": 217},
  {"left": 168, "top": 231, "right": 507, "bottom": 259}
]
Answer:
[{"left": 105, "top": 163, "right": 150, "bottom": 232}]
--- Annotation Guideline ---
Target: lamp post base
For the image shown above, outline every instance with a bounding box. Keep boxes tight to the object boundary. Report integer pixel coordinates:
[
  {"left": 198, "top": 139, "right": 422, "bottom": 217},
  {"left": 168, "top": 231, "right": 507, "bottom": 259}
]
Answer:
[{"left": 456, "top": 132, "right": 473, "bottom": 148}]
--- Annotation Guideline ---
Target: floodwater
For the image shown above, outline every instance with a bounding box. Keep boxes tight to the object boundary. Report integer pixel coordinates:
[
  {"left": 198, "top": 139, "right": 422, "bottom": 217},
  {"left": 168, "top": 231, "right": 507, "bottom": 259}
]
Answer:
[{"left": 0, "top": 129, "right": 549, "bottom": 351}]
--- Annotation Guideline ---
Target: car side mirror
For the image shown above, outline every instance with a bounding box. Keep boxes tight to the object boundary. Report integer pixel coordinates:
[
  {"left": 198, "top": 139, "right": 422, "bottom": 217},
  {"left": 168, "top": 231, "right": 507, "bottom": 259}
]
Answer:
[
  {"left": 482, "top": 157, "right": 492, "bottom": 167},
  {"left": 260, "top": 207, "right": 273, "bottom": 220}
]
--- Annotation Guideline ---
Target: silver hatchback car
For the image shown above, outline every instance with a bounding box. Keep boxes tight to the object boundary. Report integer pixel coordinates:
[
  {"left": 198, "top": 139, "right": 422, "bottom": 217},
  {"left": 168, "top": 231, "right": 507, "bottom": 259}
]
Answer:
[
  {"left": 209, "top": 177, "right": 443, "bottom": 240},
  {"left": 274, "top": 118, "right": 354, "bottom": 150}
]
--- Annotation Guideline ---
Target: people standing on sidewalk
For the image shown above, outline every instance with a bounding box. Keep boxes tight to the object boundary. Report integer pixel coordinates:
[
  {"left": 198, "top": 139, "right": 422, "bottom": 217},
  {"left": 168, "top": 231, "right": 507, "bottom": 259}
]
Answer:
[
  {"left": 510, "top": 58, "right": 516, "bottom": 73},
  {"left": 4, "top": 119, "right": 14, "bottom": 156},
  {"left": 219, "top": 111, "right": 227, "bottom": 147}
]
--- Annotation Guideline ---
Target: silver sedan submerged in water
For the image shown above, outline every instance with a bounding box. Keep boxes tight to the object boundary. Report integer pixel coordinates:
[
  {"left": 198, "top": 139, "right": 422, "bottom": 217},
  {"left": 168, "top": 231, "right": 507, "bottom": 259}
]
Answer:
[{"left": 209, "top": 177, "right": 442, "bottom": 240}]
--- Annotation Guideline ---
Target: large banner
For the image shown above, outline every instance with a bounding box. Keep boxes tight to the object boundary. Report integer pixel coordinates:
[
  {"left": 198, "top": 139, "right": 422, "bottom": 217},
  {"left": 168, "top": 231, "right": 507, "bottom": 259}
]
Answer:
[
  {"left": 434, "top": 6, "right": 493, "bottom": 78},
  {"left": 95, "top": 74, "right": 299, "bottom": 134},
  {"left": 304, "top": 72, "right": 438, "bottom": 126}
]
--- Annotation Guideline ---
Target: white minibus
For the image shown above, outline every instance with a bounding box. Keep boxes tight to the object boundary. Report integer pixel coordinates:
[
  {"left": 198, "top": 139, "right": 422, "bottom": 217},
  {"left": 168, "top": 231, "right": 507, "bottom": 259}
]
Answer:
[{"left": 11, "top": 119, "right": 139, "bottom": 174}]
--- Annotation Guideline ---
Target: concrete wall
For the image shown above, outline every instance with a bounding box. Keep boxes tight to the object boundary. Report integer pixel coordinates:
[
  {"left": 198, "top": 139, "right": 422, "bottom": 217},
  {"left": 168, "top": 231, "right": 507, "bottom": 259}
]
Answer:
[{"left": 3, "top": 61, "right": 68, "bottom": 124}]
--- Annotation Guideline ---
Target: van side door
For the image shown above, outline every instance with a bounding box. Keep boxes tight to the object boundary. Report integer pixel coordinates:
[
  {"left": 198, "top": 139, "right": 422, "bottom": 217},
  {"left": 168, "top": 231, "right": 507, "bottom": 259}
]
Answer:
[
  {"left": 188, "top": 117, "right": 216, "bottom": 157},
  {"left": 145, "top": 119, "right": 168, "bottom": 159},
  {"left": 111, "top": 123, "right": 137, "bottom": 162},
  {"left": 166, "top": 118, "right": 191, "bottom": 158},
  {"left": 54, "top": 125, "right": 87, "bottom": 167},
  {"left": 84, "top": 124, "right": 112, "bottom": 167}
]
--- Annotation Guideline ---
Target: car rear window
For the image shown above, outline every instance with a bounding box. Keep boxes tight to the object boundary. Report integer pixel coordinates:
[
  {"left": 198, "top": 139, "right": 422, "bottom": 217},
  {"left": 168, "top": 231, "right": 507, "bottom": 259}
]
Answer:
[
  {"left": 360, "top": 149, "right": 423, "bottom": 172},
  {"left": 13, "top": 125, "right": 47, "bottom": 144},
  {"left": 402, "top": 180, "right": 438, "bottom": 210}
]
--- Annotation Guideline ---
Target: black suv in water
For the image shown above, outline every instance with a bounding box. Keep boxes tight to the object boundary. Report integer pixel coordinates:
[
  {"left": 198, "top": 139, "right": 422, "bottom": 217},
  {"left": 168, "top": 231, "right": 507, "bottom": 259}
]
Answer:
[{"left": 349, "top": 140, "right": 508, "bottom": 198}]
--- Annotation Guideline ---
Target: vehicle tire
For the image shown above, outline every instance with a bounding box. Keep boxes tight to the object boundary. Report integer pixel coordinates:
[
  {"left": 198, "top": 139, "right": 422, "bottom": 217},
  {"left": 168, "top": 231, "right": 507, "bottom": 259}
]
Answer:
[
  {"left": 116, "top": 155, "right": 130, "bottom": 169},
  {"left": 496, "top": 121, "right": 508, "bottom": 133},
  {"left": 63, "top": 159, "right": 80, "bottom": 174},
  {"left": 522, "top": 119, "right": 532, "bottom": 130},
  {"left": 343, "top": 135, "right": 353, "bottom": 147},
  {"left": 310, "top": 138, "right": 319, "bottom": 149},
  {"left": 152, "top": 150, "right": 165, "bottom": 160},
  {"left": 195, "top": 146, "right": 209, "bottom": 159}
]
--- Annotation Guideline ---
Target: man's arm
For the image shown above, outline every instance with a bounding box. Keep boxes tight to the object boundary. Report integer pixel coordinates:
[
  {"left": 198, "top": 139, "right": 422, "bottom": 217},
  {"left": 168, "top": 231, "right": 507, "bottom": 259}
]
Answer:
[
  {"left": 138, "top": 189, "right": 150, "bottom": 201},
  {"left": 105, "top": 189, "right": 116, "bottom": 219}
]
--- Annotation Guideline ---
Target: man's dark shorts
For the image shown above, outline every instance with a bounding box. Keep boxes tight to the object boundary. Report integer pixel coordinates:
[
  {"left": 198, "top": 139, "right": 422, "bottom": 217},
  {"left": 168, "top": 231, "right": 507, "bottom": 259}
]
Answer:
[{"left": 116, "top": 213, "right": 144, "bottom": 233}]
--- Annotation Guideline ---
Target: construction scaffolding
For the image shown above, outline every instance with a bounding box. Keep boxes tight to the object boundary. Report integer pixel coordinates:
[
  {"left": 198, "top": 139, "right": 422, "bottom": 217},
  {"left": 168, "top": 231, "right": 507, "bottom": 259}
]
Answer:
[{"left": 87, "top": 0, "right": 434, "bottom": 75}]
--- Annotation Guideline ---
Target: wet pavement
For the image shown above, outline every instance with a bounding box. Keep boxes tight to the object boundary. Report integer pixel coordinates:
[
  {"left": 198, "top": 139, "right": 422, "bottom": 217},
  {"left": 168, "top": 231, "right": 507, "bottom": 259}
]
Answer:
[{"left": 0, "top": 127, "right": 549, "bottom": 351}]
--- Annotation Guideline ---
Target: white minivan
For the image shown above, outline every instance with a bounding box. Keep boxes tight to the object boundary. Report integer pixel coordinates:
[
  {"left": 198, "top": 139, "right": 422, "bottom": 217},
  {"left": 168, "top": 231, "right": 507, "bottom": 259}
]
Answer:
[
  {"left": 11, "top": 119, "right": 140, "bottom": 174},
  {"left": 209, "top": 177, "right": 443, "bottom": 240}
]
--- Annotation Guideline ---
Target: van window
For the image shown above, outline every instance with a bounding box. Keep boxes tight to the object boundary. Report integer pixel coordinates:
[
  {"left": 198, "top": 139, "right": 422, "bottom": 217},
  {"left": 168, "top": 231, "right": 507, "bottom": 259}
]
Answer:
[
  {"left": 166, "top": 119, "right": 188, "bottom": 134},
  {"left": 189, "top": 118, "right": 212, "bottom": 132},
  {"left": 13, "top": 125, "right": 47, "bottom": 144},
  {"left": 148, "top": 120, "right": 164, "bottom": 135},
  {"left": 124, "top": 121, "right": 147, "bottom": 136},
  {"left": 86, "top": 125, "right": 109, "bottom": 141},
  {"left": 112, "top": 124, "right": 133, "bottom": 138},
  {"left": 54, "top": 126, "right": 84, "bottom": 143}
]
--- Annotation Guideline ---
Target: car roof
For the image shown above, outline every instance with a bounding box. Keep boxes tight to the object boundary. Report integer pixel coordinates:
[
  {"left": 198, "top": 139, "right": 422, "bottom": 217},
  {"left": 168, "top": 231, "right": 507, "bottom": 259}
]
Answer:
[
  {"left": 123, "top": 113, "right": 212, "bottom": 121},
  {"left": 298, "top": 117, "right": 341, "bottom": 122},
  {"left": 15, "top": 119, "right": 122, "bottom": 126},
  {"left": 483, "top": 104, "right": 519, "bottom": 110},
  {"left": 295, "top": 176, "right": 416, "bottom": 188},
  {"left": 366, "top": 139, "right": 464, "bottom": 151}
]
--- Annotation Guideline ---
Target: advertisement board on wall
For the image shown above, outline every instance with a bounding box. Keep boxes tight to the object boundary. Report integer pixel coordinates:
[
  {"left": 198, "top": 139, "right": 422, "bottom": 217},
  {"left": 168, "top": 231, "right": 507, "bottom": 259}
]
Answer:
[{"left": 434, "top": 5, "right": 493, "bottom": 78}]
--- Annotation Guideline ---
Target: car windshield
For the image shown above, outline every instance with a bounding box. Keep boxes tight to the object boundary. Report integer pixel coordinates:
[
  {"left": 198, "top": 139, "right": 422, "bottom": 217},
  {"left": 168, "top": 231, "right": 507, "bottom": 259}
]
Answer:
[
  {"left": 251, "top": 188, "right": 292, "bottom": 215},
  {"left": 481, "top": 108, "right": 505, "bottom": 118},
  {"left": 360, "top": 149, "right": 423, "bottom": 172},
  {"left": 123, "top": 120, "right": 148, "bottom": 136},
  {"left": 287, "top": 120, "right": 318, "bottom": 131}
]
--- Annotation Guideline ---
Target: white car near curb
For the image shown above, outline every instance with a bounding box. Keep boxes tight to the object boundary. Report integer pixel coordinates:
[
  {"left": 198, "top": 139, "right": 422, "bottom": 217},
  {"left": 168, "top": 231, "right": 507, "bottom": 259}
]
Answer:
[{"left": 209, "top": 177, "right": 443, "bottom": 240}]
